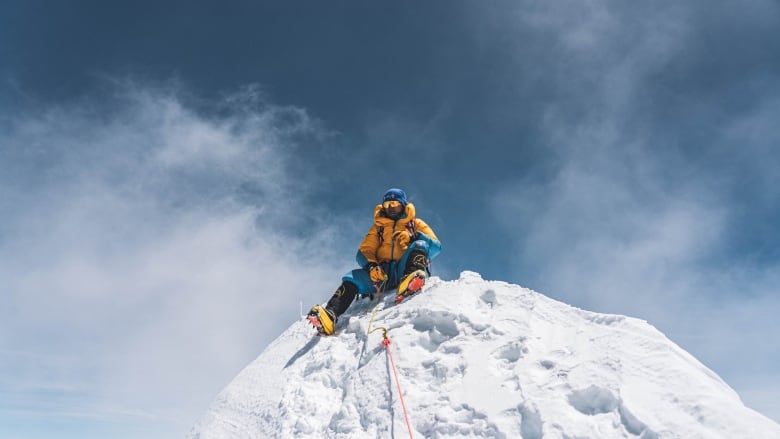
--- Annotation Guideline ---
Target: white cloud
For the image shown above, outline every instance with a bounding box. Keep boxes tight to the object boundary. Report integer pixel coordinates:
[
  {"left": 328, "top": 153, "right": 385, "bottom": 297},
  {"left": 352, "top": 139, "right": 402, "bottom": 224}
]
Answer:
[
  {"left": 0, "top": 82, "right": 344, "bottom": 437},
  {"left": 492, "top": 137, "right": 780, "bottom": 421}
]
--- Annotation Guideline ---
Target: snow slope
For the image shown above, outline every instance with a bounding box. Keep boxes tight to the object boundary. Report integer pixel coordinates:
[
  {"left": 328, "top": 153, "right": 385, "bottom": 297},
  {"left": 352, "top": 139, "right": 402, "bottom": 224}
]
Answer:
[{"left": 189, "top": 272, "right": 780, "bottom": 438}]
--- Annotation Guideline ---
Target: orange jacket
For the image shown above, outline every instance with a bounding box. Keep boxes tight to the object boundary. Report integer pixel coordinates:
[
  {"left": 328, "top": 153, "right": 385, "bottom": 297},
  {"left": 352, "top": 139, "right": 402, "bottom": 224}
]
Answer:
[{"left": 358, "top": 202, "right": 438, "bottom": 264}]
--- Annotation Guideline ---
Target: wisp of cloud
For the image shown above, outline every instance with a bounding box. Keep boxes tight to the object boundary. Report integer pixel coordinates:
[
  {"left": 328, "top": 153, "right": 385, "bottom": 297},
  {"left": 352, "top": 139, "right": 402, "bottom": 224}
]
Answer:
[{"left": 0, "top": 81, "right": 344, "bottom": 438}]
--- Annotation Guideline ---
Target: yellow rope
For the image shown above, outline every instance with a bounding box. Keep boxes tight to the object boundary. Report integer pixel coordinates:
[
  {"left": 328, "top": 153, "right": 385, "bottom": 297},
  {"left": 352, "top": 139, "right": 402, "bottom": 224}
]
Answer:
[{"left": 367, "top": 300, "right": 388, "bottom": 340}]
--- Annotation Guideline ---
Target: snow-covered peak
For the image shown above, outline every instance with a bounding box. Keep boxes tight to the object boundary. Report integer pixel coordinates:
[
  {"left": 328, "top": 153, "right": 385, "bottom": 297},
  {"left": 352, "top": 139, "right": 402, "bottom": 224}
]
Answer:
[{"left": 189, "top": 272, "right": 780, "bottom": 438}]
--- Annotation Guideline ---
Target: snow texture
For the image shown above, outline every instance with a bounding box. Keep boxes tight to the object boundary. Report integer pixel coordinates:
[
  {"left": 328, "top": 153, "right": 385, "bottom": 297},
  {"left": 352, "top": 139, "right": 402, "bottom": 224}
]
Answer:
[{"left": 189, "top": 271, "right": 780, "bottom": 438}]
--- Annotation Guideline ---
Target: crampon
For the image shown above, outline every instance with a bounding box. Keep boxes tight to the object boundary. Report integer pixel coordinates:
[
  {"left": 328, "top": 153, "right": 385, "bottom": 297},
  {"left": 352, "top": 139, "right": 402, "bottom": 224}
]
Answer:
[{"left": 396, "top": 270, "right": 427, "bottom": 303}]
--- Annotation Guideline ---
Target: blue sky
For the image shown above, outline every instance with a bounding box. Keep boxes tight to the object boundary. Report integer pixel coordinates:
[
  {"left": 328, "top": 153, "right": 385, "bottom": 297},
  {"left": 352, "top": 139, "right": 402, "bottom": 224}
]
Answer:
[{"left": 1, "top": 1, "right": 779, "bottom": 438}]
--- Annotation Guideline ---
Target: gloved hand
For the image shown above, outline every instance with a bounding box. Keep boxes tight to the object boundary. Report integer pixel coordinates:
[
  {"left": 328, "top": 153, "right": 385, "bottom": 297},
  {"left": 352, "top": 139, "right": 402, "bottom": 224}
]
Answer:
[
  {"left": 393, "top": 230, "right": 414, "bottom": 250},
  {"left": 367, "top": 263, "right": 386, "bottom": 283}
]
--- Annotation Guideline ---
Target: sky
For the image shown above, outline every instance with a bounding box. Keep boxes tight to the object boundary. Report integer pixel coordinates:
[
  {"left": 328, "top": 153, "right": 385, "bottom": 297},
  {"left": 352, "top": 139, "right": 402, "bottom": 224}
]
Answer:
[{"left": 1, "top": 1, "right": 779, "bottom": 438}]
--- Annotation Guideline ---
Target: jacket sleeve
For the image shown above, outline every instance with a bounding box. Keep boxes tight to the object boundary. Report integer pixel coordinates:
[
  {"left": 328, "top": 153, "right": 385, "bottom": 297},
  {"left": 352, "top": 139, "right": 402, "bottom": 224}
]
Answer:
[
  {"left": 356, "top": 225, "right": 380, "bottom": 266},
  {"left": 414, "top": 218, "right": 438, "bottom": 241},
  {"left": 413, "top": 218, "right": 442, "bottom": 260}
]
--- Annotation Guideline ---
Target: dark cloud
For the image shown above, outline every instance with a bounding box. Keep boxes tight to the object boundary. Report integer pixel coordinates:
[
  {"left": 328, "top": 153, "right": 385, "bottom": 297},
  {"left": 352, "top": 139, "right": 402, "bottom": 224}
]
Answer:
[{"left": 481, "top": 0, "right": 780, "bottom": 421}]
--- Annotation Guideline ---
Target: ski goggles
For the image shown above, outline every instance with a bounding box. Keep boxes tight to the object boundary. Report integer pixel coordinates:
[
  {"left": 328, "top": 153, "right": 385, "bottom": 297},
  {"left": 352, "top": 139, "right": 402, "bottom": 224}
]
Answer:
[{"left": 382, "top": 200, "right": 403, "bottom": 209}]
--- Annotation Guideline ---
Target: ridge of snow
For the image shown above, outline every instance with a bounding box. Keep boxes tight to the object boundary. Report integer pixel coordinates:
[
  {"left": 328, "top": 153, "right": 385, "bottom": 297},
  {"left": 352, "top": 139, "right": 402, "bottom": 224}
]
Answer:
[{"left": 189, "top": 271, "right": 780, "bottom": 438}]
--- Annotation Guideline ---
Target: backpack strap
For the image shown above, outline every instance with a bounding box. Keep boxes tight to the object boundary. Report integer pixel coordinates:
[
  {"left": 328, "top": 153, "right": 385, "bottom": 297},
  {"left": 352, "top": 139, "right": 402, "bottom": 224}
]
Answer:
[
  {"left": 378, "top": 220, "right": 415, "bottom": 247},
  {"left": 406, "top": 219, "right": 416, "bottom": 236}
]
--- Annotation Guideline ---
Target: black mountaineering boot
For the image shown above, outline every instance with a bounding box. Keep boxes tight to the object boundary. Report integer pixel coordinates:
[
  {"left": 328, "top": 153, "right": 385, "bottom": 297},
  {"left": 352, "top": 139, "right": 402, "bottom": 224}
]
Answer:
[
  {"left": 402, "top": 250, "right": 429, "bottom": 277},
  {"left": 397, "top": 250, "right": 429, "bottom": 303},
  {"left": 326, "top": 281, "right": 358, "bottom": 316},
  {"left": 307, "top": 282, "right": 358, "bottom": 335}
]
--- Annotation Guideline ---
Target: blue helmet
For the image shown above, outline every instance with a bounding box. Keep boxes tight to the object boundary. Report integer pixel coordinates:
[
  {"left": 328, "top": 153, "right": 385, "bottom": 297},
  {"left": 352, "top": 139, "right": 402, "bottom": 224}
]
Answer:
[{"left": 383, "top": 188, "right": 408, "bottom": 206}]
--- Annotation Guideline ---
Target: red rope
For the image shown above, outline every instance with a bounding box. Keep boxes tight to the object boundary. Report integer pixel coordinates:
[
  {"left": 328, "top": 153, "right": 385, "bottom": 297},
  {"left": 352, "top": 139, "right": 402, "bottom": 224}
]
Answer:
[{"left": 383, "top": 337, "right": 414, "bottom": 439}]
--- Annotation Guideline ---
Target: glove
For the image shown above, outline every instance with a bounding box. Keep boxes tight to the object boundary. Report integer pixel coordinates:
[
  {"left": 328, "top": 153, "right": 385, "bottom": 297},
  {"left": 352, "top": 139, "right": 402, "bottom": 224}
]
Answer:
[
  {"left": 393, "top": 230, "right": 413, "bottom": 250},
  {"left": 367, "top": 263, "right": 386, "bottom": 283}
]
